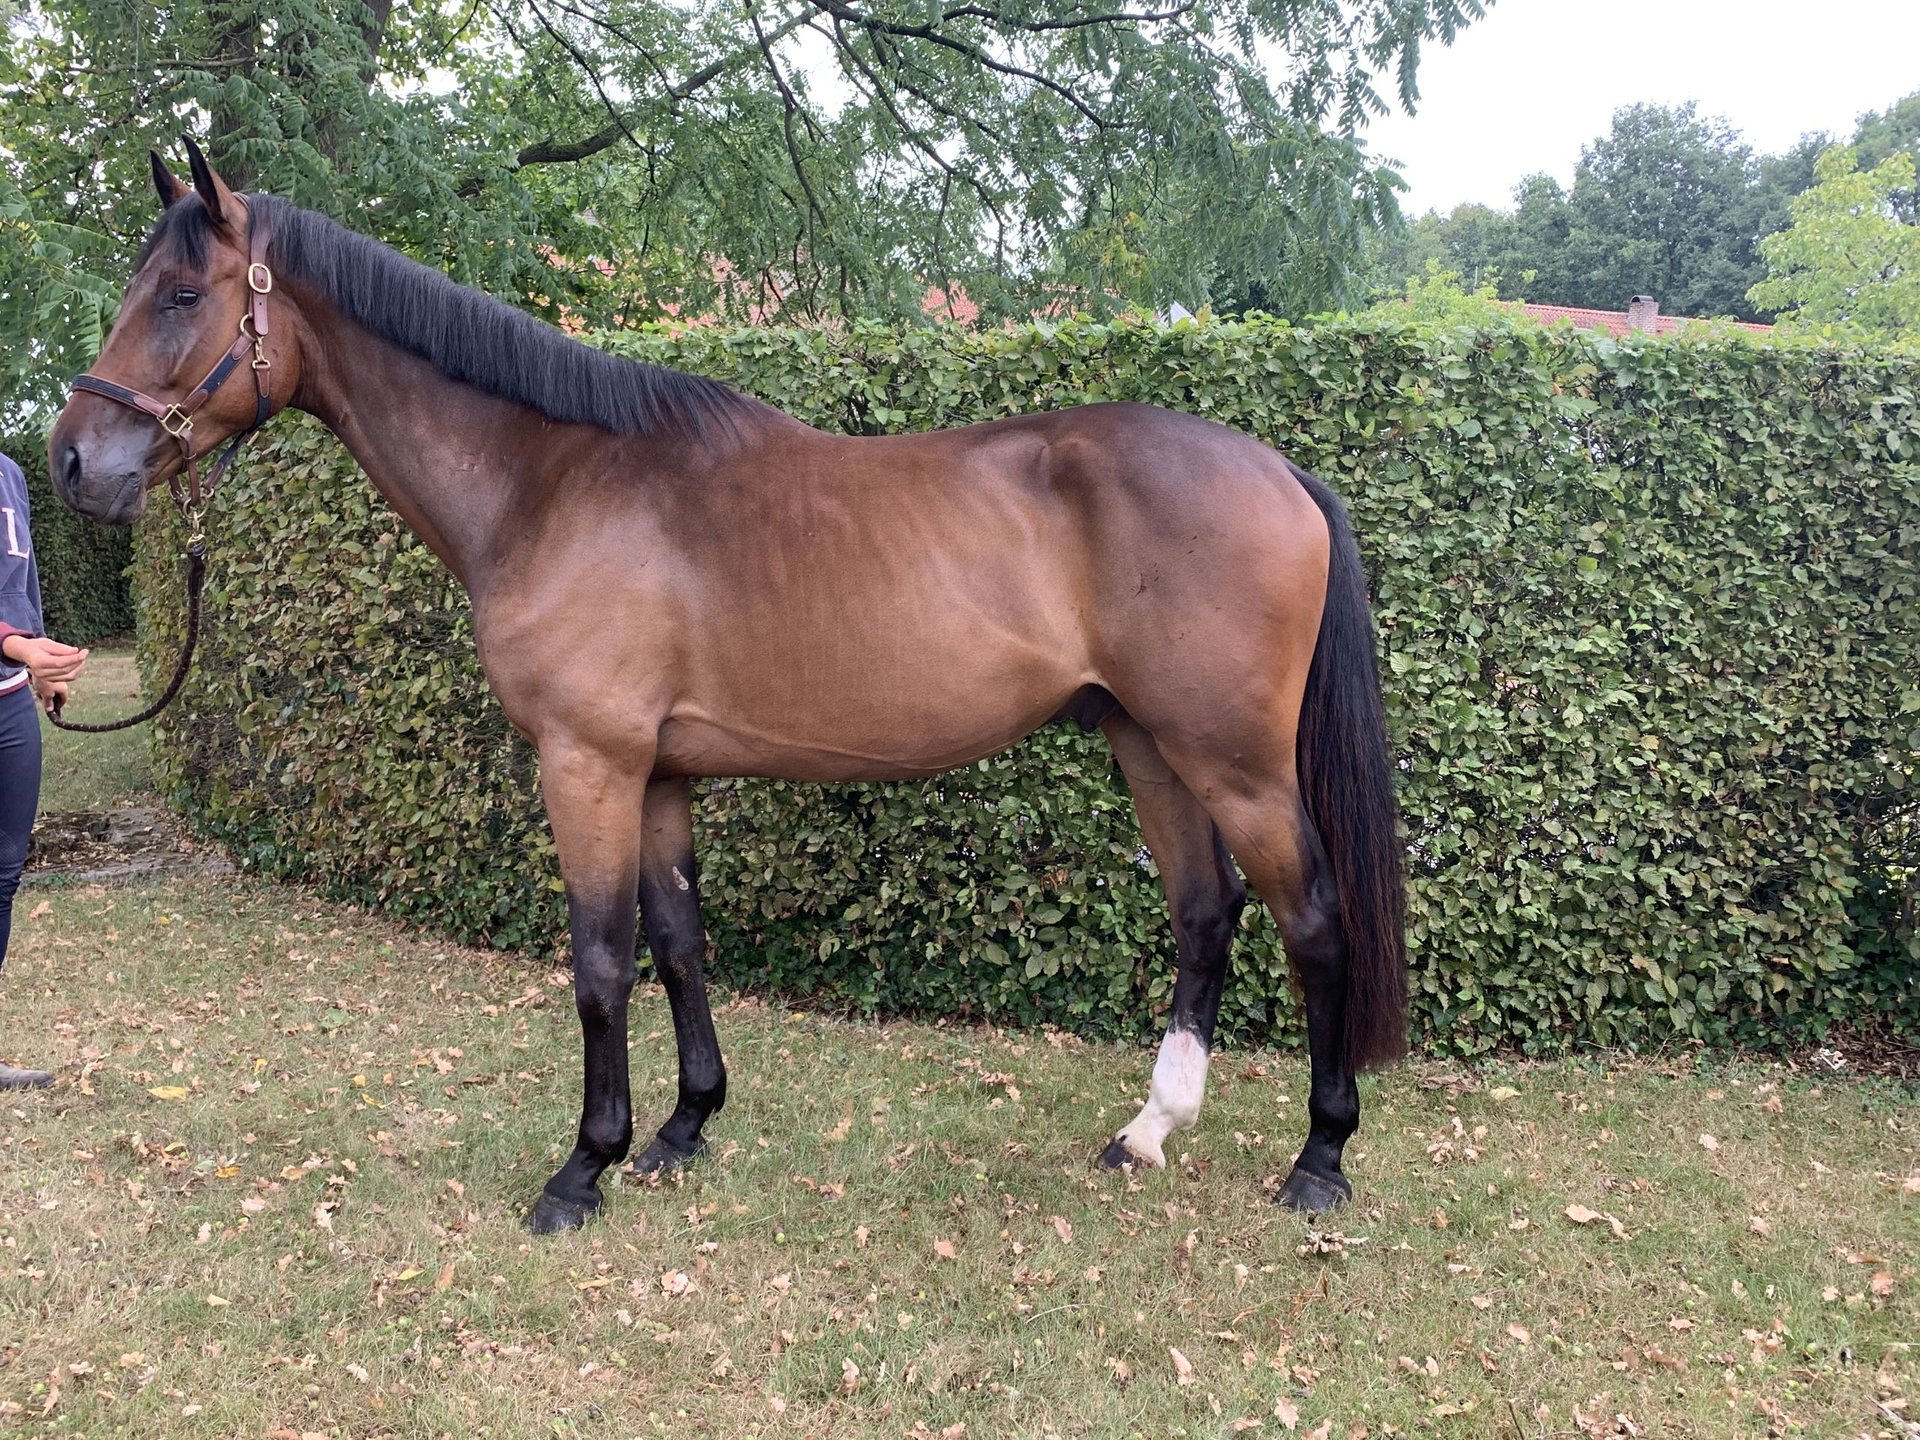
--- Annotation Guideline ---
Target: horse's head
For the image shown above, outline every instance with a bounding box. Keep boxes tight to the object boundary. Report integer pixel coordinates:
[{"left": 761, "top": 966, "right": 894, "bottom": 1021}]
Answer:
[{"left": 49, "top": 140, "right": 298, "bottom": 524}]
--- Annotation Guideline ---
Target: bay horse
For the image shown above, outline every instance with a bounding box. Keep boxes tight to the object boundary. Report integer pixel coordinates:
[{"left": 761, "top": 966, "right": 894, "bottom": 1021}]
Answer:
[{"left": 50, "top": 142, "right": 1407, "bottom": 1235}]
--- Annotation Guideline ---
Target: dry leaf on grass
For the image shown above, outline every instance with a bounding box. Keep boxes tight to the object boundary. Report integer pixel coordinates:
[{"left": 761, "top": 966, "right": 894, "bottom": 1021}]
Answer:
[
  {"left": 933, "top": 1238, "right": 957, "bottom": 1260},
  {"left": 1562, "top": 1204, "right": 1630, "bottom": 1239},
  {"left": 1170, "top": 1347, "right": 1195, "bottom": 1385},
  {"left": 1273, "top": 1395, "right": 1300, "bottom": 1430},
  {"left": 1870, "top": 1272, "right": 1895, "bottom": 1298},
  {"left": 1698, "top": 1133, "right": 1720, "bottom": 1151}
]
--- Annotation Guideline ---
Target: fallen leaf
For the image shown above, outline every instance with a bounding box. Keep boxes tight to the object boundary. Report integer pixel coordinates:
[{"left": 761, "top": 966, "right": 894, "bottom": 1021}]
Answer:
[
  {"left": 394, "top": 1267, "right": 423, "bottom": 1283},
  {"left": 29, "top": 900, "right": 50, "bottom": 920},
  {"left": 1564, "top": 1204, "right": 1601, "bottom": 1225},
  {"left": 1748, "top": 1216, "right": 1772, "bottom": 1238},
  {"left": 205, "top": 1294, "right": 229, "bottom": 1307},
  {"left": 345, "top": 1362, "right": 369, "bottom": 1383},
  {"left": 840, "top": 1357, "right": 861, "bottom": 1393},
  {"left": 1870, "top": 1272, "right": 1895, "bottom": 1298},
  {"left": 312, "top": 1202, "right": 336, "bottom": 1232},
  {"left": 435, "top": 1262, "right": 455, "bottom": 1291},
  {"left": 1488, "top": 1086, "right": 1520, "bottom": 1102},
  {"left": 933, "top": 1238, "right": 957, "bottom": 1260},
  {"left": 1273, "top": 1395, "right": 1300, "bottom": 1430},
  {"left": 1469, "top": 1295, "right": 1492, "bottom": 1310},
  {"left": 147, "top": 1086, "right": 190, "bottom": 1101},
  {"left": 1170, "top": 1346, "right": 1195, "bottom": 1385},
  {"left": 1232, "top": 1421, "right": 1263, "bottom": 1433},
  {"left": 854, "top": 1226, "right": 869, "bottom": 1248},
  {"left": 1506, "top": 1324, "right": 1531, "bottom": 1344},
  {"left": 1051, "top": 1215, "right": 1073, "bottom": 1243},
  {"left": 1698, "top": 1133, "right": 1720, "bottom": 1151}
]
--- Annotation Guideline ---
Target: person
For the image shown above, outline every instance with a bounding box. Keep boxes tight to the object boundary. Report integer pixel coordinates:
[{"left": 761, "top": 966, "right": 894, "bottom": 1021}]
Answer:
[{"left": 1, "top": 447, "right": 89, "bottom": 1089}]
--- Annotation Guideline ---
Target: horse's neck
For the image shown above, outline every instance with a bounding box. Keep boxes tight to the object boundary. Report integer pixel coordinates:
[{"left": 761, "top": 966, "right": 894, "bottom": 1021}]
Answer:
[{"left": 291, "top": 312, "right": 541, "bottom": 589}]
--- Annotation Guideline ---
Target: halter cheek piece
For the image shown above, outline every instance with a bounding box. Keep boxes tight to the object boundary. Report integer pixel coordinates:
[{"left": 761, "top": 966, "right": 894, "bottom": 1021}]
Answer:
[
  {"left": 69, "top": 196, "right": 276, "bottom": 537},
  {"left": 49, "top": 199, "right": 275, "bottom": 735}
]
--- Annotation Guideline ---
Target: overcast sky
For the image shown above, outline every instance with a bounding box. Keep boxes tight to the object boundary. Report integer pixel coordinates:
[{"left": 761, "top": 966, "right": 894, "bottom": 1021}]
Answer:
[{"left": 1358, "top": 0, "right": 1920, "bottom": 216}]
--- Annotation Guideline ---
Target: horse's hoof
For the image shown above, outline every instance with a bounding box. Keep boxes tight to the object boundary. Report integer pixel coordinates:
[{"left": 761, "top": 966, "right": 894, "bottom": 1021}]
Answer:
[
  {"left": 1096, "top": 1135, "right": 1162, "bottom": 1170},
  {"left": 626, "top": 1134, "right": 706, "bottom": 1178},
  {"left": 1275, "top": 1165, "right": 1352, "bottom": 1213},
  {"left": 1096, "top": 1137, "right": 1135, "bottom": 1170},
  {"left": 527, "top": 1190, "right": 601, "bottom": 1235}
]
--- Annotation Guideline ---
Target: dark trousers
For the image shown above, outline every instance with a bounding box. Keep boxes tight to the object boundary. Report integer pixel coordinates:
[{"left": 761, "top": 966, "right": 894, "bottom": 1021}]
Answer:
[{"left": 0, "top": 682, "right": 40, "bottom": 971}]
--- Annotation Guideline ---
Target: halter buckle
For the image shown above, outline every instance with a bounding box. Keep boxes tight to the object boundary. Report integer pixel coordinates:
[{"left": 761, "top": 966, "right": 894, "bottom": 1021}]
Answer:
[
  {"left": 159, "top": 404, "right": 194, "bottom": 439},
  {"left": 247, "top": 263, "right": 273, "bottom": 295}
]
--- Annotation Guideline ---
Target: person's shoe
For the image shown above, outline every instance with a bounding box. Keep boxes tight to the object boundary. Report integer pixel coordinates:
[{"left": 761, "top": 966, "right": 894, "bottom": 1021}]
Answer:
[{"left": 0, "top": 1062, "right": 53, "bottom": 1090}]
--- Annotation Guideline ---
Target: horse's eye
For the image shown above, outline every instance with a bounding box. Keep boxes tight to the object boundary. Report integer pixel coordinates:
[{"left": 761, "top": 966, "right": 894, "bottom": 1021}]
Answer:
[{"left": 172, "top": 288, "right": 200, "bottom": 309}]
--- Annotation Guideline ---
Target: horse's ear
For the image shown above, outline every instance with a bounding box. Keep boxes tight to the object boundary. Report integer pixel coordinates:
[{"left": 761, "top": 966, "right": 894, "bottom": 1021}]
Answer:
[
  {"left": 180, "top": 134, "right": 233, "bottom": 226},
  {"left": 150, "top": 150, "right": 190, "bottom": 210}
]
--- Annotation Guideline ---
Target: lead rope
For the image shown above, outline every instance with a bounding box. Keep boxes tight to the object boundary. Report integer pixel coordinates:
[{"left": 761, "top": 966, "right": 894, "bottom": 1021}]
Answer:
[{"left": 46, "top": 536, "right": 206, "bottom": 734}]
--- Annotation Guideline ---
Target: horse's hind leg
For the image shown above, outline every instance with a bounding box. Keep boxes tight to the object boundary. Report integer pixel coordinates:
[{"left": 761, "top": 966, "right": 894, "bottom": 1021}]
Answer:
[
  {"left": 626, "top": 776, "right": 728, "bottom": 1176},
  {"left": 1097, "top": 714, "right": 1247, "bottom": 1169},
  {"left": 1176, "top": 762, "right": 1359, "bottom": 1211}
]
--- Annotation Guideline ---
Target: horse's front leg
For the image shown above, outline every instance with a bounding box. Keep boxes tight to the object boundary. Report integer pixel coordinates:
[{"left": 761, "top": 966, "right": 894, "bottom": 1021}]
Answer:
[
  {"left": 527, "top": 740, "right": 650, "bottom": 1235},
  {"left": 627, "top": 776, "right": 727, "bottom": 1175}
]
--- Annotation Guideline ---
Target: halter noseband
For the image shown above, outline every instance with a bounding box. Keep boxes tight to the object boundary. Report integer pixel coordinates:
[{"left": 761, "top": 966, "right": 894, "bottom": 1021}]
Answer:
[{"left": 70, "top": 196, "right": 276, "bottom": 535}]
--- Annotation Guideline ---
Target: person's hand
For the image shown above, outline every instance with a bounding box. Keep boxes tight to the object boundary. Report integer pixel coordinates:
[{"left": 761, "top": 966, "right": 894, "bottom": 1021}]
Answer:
[
  {"left": 33, "top": 675, "right": 70, "bottom": 714},
  {"left": 4, "top": 635, "right": 88, "bottom": 684}
]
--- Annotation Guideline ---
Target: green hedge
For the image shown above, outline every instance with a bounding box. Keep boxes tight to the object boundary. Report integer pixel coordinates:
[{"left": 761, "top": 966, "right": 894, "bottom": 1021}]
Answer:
[
  {"left": 2, "top": 431, "right": 134, "bottom": 645},
  {"left": 137, "top": 316, "right": 1920, "bottom": 1054}
]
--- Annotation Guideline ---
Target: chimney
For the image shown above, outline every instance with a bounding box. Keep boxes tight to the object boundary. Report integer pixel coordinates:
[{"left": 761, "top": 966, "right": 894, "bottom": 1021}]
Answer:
[{"left": 1626, "top": 295, "right": 1659, "bottom": 333}]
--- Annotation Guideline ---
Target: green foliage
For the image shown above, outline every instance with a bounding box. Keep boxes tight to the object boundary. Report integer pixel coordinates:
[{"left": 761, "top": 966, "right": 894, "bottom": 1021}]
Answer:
[
  {"left": 0, "top": 0, "right": 1490, "bottom": 418},
  {"left": 1361, "top": 262, "right": 1532, "bottom": 330},
  {"left": 1366, "top": 101, "right": 1882, "bottom": 323},
  {"left": 1749, "top": 147, "right": 1920, "bottom": 340},
  {"left": 136, "top": 317, "right": 1920, "bottom": 1054},
  {"left": 0, "top": 432, "right": 132, "bottom": 645}
]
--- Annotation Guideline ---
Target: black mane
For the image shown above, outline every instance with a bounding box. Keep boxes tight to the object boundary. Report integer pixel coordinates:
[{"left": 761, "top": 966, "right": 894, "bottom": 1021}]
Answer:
[{"left": 140, "top": 194, "right": 755, "bottom": 440}]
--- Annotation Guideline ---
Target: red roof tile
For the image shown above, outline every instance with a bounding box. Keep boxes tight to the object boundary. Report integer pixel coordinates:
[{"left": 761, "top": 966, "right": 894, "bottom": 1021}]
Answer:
[{"left": 1517, "top": 303, "right": 1771, "bottom": 337}]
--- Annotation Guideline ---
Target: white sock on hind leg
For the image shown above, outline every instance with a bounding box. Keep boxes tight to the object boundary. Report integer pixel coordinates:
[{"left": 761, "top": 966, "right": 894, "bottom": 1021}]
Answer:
[{"left": 1113, "top": 1028, "right": 1209, "bottom": 1168}]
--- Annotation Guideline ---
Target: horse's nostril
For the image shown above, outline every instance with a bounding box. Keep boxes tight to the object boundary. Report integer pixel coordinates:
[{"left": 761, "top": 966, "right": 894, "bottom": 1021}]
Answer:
[{"left": 61, "top": 445, "right": 82, "bottom": 494}]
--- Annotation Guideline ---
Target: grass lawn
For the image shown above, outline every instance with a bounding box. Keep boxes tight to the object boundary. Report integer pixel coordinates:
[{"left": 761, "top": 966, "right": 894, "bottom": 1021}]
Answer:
[
  {"left": 1, "top": 879, "right": 1914, "bottom": 1439},
  {"left": 1, "top": 652, "right": 1914, "bottom": 1437}
]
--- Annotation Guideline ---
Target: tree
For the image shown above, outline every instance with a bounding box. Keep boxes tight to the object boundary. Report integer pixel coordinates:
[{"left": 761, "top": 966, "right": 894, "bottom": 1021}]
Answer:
[
  {"left": 1851, "top": 91, "right": 1920, "bottom": 223},
  {"left": 1747, "top": 146, "right": 1920, "bottom": 339},
  {"left": 0, "top": 0, "right": 1489, "bottom": 420},
  {"left": 1554, "top": 103, "right": 1770, "bottom": 320}
]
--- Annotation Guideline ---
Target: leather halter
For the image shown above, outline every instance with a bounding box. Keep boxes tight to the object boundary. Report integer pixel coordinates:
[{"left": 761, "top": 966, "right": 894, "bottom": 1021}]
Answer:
[{"left": 69, "top": 196, "right": 275, "bottom": 534}]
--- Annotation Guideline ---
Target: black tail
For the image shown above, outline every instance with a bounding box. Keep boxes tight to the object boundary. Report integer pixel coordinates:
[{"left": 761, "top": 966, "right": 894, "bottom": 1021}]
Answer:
[{"left": 1289, "top": 462, "right": 1409, "bottom": 1071}]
